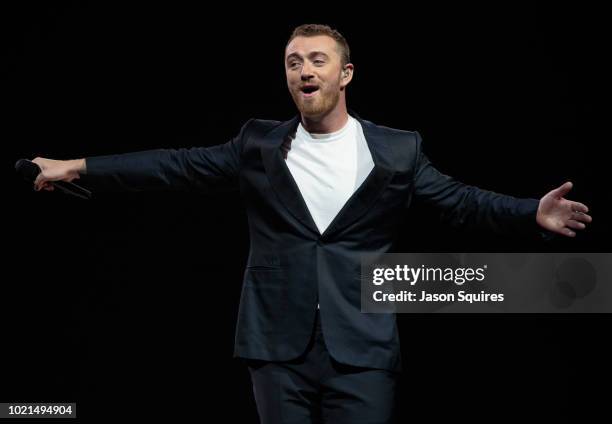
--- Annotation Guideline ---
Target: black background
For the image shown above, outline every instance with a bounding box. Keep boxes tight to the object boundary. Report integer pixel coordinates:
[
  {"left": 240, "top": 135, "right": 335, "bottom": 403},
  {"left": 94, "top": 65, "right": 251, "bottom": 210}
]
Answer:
[{"left": 3, "top": 2, "right": 610, "bottom": 422}]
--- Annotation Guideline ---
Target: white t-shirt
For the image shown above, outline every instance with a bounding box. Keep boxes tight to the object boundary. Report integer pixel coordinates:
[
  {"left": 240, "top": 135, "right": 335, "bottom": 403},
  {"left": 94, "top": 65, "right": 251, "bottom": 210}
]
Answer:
[{"left": 286, "top": 116, "right": 374, "bottom": 234}]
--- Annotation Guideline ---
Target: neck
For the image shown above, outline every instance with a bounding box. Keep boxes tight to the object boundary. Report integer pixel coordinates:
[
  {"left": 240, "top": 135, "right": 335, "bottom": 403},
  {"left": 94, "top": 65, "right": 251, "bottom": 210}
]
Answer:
[{"left": 300, "top": 100, "right": 349, "bottom": 134}]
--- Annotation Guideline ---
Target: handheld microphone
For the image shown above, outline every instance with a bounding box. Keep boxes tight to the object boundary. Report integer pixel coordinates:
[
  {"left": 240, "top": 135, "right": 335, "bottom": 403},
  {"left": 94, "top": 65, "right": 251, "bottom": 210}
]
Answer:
[{"left": 15, "top": 159, "right": 92, "bottom": 200}]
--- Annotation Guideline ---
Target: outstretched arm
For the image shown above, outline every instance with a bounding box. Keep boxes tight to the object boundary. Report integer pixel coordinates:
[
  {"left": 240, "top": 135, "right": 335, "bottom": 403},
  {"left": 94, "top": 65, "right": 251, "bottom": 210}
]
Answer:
[
  {"left": 32, "top": 119, "right": 253, "bottom": 194},
  {"left": 412, "top": 132, "right": 539, "bottom": 236},
  {"left": 412, "top": 132, "right": 591, "bottom": 237}
]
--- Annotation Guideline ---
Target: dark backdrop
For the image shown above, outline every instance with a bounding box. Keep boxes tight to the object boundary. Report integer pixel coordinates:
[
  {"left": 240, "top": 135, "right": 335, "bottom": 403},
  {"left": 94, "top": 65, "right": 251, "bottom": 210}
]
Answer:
[{"left": 3, "top": 2, "right": 610, "bottom": 422}]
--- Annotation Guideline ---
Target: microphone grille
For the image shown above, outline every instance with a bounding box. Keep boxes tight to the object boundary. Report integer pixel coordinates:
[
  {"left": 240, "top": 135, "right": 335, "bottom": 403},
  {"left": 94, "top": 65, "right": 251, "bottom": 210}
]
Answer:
[{"left": 15, "top": 159, "right": 42, "bottom": 182}]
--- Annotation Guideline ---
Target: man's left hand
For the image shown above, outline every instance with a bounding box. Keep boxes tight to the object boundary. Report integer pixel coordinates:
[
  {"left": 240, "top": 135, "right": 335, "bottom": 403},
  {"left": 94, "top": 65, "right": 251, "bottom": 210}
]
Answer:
[{"left": 536, "top": 181, "right": 592, "bottom": 237}]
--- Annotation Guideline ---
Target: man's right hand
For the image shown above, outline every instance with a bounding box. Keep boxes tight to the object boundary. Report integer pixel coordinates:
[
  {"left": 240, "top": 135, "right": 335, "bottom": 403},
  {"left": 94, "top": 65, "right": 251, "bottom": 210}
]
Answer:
[{"left": 32, "top": 158, "right": 86, "bottom": 192}]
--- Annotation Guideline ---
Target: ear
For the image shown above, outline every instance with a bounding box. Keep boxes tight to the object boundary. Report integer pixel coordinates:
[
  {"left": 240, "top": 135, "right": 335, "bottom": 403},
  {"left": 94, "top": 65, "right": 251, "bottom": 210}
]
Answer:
[{"left": 340, "top": 63, "right": 354, "bottom": 88}]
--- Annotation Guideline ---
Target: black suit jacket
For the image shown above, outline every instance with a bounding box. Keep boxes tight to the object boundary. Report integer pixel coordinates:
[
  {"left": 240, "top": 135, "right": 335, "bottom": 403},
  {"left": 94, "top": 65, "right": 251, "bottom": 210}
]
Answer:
[{"left": 85, "top": 112, "right": 539, "bottom": 372}]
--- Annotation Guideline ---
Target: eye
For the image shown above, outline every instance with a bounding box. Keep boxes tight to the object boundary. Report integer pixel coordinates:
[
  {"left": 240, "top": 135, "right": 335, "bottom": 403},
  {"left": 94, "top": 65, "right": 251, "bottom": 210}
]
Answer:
[
  {"left": 313, "top": 60, "right": 325, "bottom": 66},
  {"left": 288, "top": 62, "right": 301, "bottom": 69}
]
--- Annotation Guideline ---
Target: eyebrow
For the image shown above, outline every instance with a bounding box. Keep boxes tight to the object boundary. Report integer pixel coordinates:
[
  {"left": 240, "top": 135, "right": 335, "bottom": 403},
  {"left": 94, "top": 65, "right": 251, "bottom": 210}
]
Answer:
[{"left": 286, "top": 51, "right": 330, "bottom": 62}]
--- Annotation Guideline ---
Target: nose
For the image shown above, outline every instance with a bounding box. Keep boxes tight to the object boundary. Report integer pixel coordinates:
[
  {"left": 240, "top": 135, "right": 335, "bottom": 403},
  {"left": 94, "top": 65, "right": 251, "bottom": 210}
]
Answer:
[{"left": 300, "top": 62, "right": 314, "bottom": 81}]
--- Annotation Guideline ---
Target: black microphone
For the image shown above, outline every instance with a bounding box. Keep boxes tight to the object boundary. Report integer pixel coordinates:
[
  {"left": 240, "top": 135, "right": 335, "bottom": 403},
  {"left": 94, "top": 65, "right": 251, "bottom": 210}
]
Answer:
[{"left": 15, "top": 159, "right": 92, "bottom": 200}]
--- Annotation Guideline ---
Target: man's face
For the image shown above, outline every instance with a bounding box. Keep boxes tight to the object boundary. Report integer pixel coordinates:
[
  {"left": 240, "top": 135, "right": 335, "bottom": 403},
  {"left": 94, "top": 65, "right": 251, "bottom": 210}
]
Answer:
[{"left": 285, "top": 35, "right": 352, "bottom": 118}]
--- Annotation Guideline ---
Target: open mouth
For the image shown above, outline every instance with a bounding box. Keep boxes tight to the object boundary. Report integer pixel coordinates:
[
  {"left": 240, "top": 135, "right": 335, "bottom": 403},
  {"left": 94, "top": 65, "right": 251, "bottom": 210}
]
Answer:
[{"left": 300, "top": 85, "right": 320, "bottom": 97}]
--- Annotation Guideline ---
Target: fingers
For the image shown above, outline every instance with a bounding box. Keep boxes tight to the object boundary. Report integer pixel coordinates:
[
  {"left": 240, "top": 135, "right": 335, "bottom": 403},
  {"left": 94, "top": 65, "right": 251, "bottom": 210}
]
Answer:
[
  {"left": 571, "top": 202, "right": 589, "bottom": 214},
  {"left": 570, "top": 203, "right": 592, "bottom": 223},
  {"left": 34, "top": 173, "right": 44, "bottom": 186},
  {"left": 566, "top": 219, "right": 586, "bottom": 230},
  {"left": 34, "top": 180, "right": 53, "bottom": 192},
  {"left": 553, "top": 181, "right": 573, "bottom": 198},
  {"left": 560, "top": 211, "right": 592, "bottom": 237},
  {"left": 33, "top": 161, "right": 49, "bottom": 191},
  {"left": 559, "top": 227, "right": 576, "bottom": 237},
  {"left": 572, "top": 212, "right": 592, "bottom": 224},
  {"left": 34, "top": 174, "right": 43, "bottom": 191}
]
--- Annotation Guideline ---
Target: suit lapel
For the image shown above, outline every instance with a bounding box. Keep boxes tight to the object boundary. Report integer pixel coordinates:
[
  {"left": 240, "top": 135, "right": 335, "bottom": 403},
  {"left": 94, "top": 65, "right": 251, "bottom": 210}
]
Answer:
[
  {"left": 260, "top": 112, "right": 396, "bottom": 240},
  {"left": 320, "top": 114, "right": 395, "bottom": 239},
  {"left": 260, "top": 116, "right": 321, "bottom": 236}
]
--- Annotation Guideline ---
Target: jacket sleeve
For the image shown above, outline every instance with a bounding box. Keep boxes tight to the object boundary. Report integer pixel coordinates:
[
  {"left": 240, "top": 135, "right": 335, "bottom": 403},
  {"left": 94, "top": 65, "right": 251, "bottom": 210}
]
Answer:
[
  {"left": 412, "top": 131, "right": 541, "bottom": 236},
  {"left": 83, "top": 119, "right": 254, "bottom": 193}
]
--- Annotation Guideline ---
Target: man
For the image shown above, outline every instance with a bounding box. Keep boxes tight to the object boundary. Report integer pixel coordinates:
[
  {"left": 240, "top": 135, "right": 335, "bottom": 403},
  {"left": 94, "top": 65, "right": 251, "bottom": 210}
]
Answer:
[{"left": 32, "top": 24, "right": 591, "bottom": 424}]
